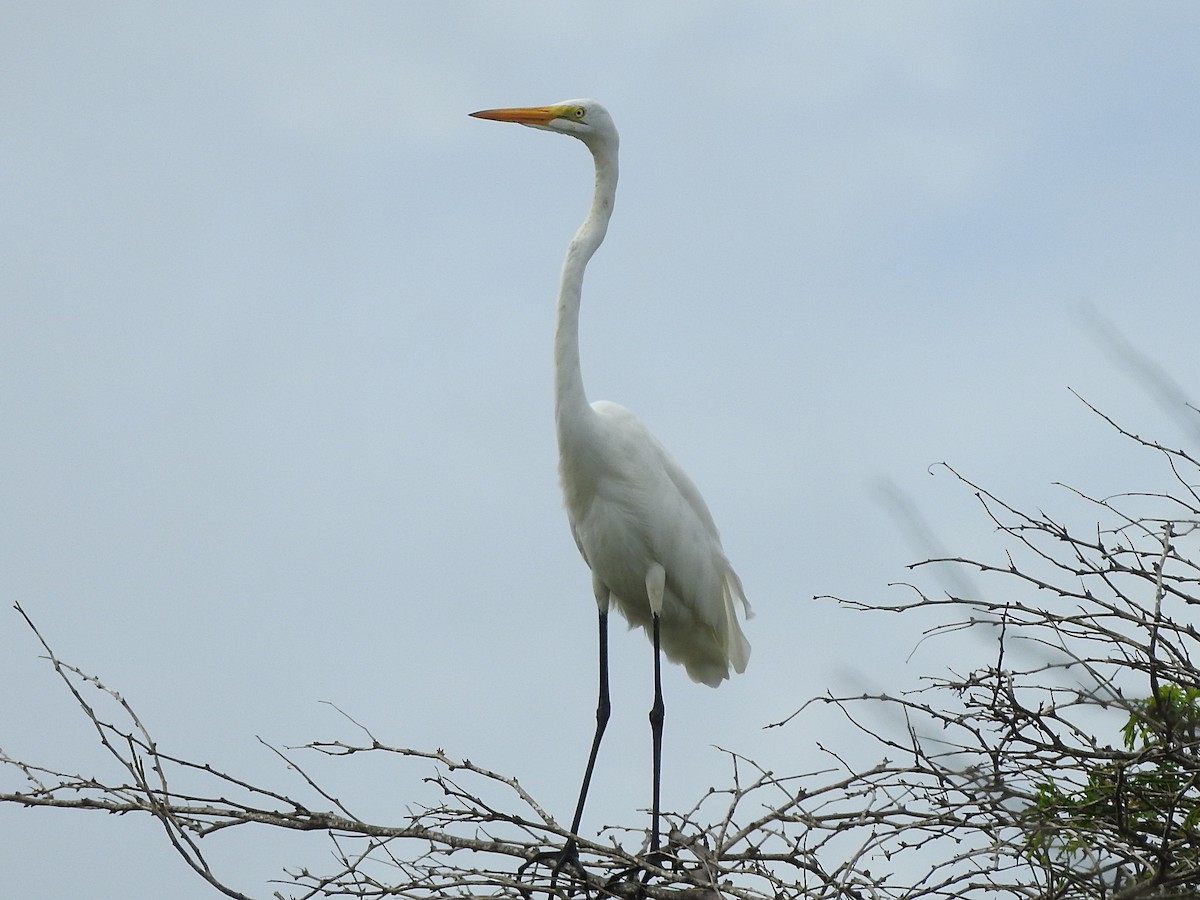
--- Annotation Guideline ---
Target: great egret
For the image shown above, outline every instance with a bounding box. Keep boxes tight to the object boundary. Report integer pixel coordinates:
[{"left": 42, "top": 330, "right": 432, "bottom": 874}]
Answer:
[{"left": 470, "top": 100, "right": 752, "bottom": 864}]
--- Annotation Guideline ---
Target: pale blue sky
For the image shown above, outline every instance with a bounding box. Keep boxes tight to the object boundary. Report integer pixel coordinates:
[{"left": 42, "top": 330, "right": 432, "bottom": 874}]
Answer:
[{"left": 4, "top": 3, "right": 1199, "bottom": 896}]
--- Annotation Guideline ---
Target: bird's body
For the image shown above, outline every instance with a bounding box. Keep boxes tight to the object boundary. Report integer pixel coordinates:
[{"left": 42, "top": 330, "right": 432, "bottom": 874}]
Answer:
[
  {"left": 470, "top": 98, "right": 750, "bottom": 864},
  {"left": 561, "top": 398, "right": 750, "bottom": 686}
]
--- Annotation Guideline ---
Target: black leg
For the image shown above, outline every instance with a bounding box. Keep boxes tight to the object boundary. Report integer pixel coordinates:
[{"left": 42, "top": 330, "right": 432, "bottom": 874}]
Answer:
[
  {"left": 648, "top": 612, "right": 664, "bottom": 858},
  {"left": 518, "top": 608, "right": 613, "bottom": 895},
  {"left": 553, "top": 608, "right": 610, "bottom": 882},
  {"left": 598, "top": 612, "right": 666, "bottom": 895}
]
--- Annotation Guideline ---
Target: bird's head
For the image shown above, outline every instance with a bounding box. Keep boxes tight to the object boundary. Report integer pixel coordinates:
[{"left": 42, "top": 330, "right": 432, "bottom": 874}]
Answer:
[{"left": 470, "top": 99, "right": 617, "bottom": 150}]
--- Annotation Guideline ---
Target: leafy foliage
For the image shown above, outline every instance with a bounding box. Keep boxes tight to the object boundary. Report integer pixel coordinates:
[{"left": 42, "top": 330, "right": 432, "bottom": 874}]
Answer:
[{"left": 1027, "top": 682, "right": 1200, "bottom": 896}]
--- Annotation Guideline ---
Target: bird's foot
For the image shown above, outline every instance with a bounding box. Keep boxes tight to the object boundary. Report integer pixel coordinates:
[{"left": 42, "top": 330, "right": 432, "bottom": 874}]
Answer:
[
  {"left": 602, "top": 849, "right": 670, "bottom": 897},
  {"left": 516, "top": 839, "right": 590, "bottom": 898}
]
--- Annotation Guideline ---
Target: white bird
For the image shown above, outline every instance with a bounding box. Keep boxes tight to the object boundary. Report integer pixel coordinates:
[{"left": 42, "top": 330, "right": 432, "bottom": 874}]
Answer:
[{"left": 470, "top": 100, "right": 752, "bottom": 862}]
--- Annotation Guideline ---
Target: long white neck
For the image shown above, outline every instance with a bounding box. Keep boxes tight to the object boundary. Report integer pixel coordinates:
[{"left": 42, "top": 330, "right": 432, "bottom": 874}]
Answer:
[{"left": 555, "top": 138, "right": 618, "bottom": 447}]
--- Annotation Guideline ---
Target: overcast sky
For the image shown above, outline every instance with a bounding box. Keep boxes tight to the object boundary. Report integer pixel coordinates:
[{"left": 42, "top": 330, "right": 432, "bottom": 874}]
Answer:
[{"left": 4, "top": 3, "right": 1199, "bottom": 896}]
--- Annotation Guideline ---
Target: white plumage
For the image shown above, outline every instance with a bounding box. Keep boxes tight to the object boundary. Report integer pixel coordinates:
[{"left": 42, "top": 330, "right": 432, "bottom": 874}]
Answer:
[
  {"left": 563, "top": 399, "right": 751, "bottom": 686},
  {"left": 471, "top": 98, "right": 751, "bottom": 861}
]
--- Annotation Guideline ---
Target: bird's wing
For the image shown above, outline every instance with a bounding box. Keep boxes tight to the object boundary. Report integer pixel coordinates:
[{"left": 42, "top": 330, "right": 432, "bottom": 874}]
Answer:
[
  {"left": 590, "top": 401, "right": 719, "bottom": 532},
  {"left": 576, "top": 401, "right": 751, "bottom": 682}
]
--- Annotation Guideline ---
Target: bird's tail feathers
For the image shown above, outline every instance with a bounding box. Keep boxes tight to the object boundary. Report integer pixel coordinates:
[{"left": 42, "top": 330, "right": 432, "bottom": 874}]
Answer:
[{"left": 723, "top": 569, "right": 752, "bottom": 674}]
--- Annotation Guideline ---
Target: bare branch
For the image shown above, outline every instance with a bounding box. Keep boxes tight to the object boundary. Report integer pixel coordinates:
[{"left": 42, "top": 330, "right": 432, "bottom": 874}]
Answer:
[{"left": 5, "top": 398, "right": 1200, "bottom": 898}]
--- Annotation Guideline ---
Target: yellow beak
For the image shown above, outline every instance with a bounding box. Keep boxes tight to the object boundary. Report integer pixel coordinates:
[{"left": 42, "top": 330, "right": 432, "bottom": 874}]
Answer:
[{"left": 469, "top": 105, "right": 566, "bottom": 125}]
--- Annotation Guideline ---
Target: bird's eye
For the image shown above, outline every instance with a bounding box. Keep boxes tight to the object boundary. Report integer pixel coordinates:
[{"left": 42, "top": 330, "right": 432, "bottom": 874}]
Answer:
[{"left": 573, "top": 107, "right": 585, "bottom": 119}]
